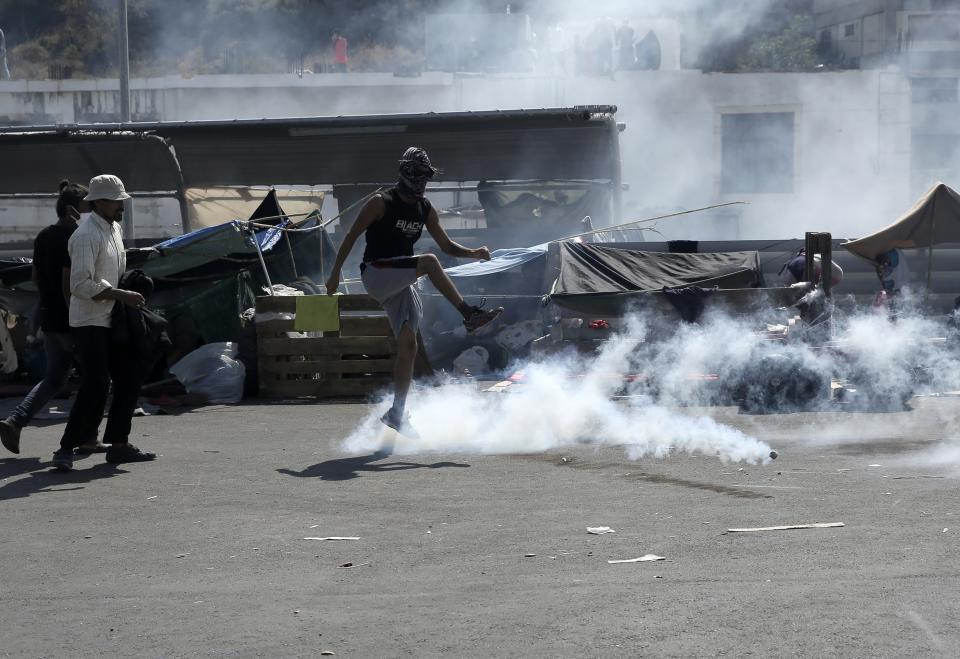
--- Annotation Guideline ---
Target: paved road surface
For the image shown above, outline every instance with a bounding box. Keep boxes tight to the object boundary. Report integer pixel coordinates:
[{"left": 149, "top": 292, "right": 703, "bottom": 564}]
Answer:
[{"left": 0, "top": 395, "right": 957, "bottom": 658}]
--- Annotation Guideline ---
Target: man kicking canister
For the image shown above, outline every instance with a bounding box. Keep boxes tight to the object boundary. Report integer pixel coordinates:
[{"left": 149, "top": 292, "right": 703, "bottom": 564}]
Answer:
[{"left": 325, "top": 147, "right": 503, "bottom": 435}]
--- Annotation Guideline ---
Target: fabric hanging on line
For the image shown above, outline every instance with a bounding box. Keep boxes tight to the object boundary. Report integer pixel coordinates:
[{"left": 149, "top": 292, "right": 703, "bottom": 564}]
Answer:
[{"left": 294, "top": 295, "right": 340, "bottom": 332}]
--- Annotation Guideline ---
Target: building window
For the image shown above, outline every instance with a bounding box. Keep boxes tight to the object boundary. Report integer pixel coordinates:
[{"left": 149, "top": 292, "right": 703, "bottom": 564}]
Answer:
[
  {"left": 844, "top": 23, "right": 856, "bottom": 37},
  {"left": 911, "top": 77, "right": 959, "bottom": 103},
  {"left": 721, "top": 112, "right": 794, "bottom": 194}
]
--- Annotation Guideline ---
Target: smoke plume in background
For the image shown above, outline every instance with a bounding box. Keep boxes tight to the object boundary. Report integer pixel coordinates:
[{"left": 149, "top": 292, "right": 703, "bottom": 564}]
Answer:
[{"left": 342, "top": 301, "right": 960, "bottom": 469}]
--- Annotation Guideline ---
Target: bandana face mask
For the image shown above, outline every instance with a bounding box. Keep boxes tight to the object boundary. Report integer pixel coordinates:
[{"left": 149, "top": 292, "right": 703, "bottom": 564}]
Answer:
[
  {"left": 397, "top": 168, "right": 431, "bottom": 198},
  {"left": 397, "top": 147, "right": 437, "bottom": 199}
]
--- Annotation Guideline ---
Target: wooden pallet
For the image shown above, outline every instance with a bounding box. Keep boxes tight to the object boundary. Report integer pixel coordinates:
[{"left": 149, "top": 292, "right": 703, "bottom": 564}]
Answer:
[{"left": 255, "top": 294, "right": 396, "bottom": 399}]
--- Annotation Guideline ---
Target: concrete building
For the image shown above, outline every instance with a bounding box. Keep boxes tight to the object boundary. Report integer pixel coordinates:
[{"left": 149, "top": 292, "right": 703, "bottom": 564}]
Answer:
[{"left": 815, "top": 1, "right": 960, "bottom": 189}]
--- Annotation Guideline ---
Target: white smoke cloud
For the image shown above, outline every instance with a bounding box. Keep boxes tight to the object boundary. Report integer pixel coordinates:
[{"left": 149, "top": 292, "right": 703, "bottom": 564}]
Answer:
[{"left": 342, "top": 299, "right": 960, "bottom": 467}]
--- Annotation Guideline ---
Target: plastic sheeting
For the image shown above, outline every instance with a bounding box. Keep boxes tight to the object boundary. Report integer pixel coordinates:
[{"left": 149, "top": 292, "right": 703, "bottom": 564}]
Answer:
[{"left": 444, "top": 244, "right": 548, "bottom": 278}]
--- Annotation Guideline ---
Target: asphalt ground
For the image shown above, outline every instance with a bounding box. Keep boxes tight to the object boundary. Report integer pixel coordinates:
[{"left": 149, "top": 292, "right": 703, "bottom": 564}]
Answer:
[{"left": 0, "top": 393, "right": 958, "bottom": 658}]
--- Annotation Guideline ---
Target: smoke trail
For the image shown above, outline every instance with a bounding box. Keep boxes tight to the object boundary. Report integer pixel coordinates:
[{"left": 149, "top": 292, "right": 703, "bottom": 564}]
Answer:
[
  {"left": 342, "top": 311, "right": 775, "bottom": 464},
  {"left": 342, "top": 299, "right": 960, "bottom": 467}
]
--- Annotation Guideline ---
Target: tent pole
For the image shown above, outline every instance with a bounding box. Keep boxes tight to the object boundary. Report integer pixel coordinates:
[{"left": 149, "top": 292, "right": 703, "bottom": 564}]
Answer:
[
  {"left": 248, "top": 223, "right": 274, "bottom": 294},
  {"left": 926, "top": 210, "right": 937, "bottom": 297},
  {"left": 284, "top": 231, "right": 299, "bottom": 279}
]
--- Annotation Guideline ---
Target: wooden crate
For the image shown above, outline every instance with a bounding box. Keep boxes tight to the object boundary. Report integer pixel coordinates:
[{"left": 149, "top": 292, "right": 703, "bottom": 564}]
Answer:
[{"left": 255, "top": 294, "right": 396, "bottom": 399}]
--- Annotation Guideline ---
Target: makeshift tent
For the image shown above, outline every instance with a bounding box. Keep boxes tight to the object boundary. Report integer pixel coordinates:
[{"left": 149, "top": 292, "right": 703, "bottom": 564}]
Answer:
[
  {"left": 185, "top": 187, "right": 325, "bottom": 229},
  {"left": 548, "top": 242, "right": 763, "bottom": 315},
  {"left": 477, "top": 180, "right": 612, "bottom": 246},
  {"left": 844, "top": 183, "right": 960, "bottom": 261},
  {"left": 137, "top": 189, "right": 335, "bottom": 286}
]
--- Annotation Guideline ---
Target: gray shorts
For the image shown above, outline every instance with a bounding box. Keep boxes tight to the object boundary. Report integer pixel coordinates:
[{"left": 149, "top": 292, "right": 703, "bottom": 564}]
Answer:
[{"left": 360, "top": 258, "right": 423, "bottom": 336}]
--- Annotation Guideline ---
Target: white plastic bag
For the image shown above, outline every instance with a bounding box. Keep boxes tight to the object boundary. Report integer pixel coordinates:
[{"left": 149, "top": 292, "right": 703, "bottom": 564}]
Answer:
[{"left": 169, "top": 342, "right": 245, "bottom": 404}]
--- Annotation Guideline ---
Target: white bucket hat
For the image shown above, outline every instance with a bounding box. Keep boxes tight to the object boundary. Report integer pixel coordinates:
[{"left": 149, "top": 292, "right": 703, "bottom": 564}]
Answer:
[{"left": 83, "top": 174, "right": 131, "bottom": 201}]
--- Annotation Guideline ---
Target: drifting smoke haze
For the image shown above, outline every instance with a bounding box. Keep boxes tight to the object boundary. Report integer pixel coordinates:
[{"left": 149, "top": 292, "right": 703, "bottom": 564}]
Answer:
[
  {"left": 343, "top": 300, "right": 960, "bottom": 469},
  {"left": 343, "top": 312, "right": 776, "bottom": 465},
  {"left": 110, "top": 0, "right": 915, "bottom": 240}
]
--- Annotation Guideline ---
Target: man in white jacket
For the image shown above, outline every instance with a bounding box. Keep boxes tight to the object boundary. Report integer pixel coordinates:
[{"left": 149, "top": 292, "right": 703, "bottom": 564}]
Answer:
[{"left": 52, "top": 175, "right": 156, "bottom": 471}]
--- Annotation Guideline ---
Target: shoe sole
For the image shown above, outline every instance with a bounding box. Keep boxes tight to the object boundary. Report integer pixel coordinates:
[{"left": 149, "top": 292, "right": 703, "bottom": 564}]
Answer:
[
  {"left": 466, "top": 309, "right": 504, "bottom": 335},
  {"left": 106, "top": 456, "right": 157, "bottom": 464}
]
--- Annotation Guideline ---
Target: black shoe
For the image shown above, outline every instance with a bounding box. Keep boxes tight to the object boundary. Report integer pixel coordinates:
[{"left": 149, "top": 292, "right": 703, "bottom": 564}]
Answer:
[
  {"left": 52, "top": 448, "right": 73, "bottom": 472},
  {"left": 0, "top": 418, "right": 21, "bottom": 455},
  {"left": 105, "top": 444, "right": 157, "bottom": 464},
  {"left": 463, "top": 300, "right": 504, "bottom": 334},
  {"left": 380, "top": 409, "right": 419, "bottom": 439}
]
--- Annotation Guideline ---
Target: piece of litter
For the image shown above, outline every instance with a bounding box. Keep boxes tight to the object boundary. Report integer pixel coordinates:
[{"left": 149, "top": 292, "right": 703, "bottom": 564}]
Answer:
[
  {"left": 83, "top": 535, "right": 92, "bottom": 539},
  {"left": 338, "top": 562, "right": 370, "bottom": 569},
  {"left": 727, "top": 522, "right": 844, "bottom": 533},
  {"left": 868, "top": 464, "right": 881, "bottom": 468},
  {"left": 293, "top": 610, "right": 300, "bottom": 615},
  {"left": 524, "top": 553, "right": 536, "bottom": 558},
  {"left": 309, "top": 525, "right": 319, "bottom": 529},
  {"left": 176, "top": 553, "right": 188, "bottom": 558},
  {"left": 837, "top": 469, "right": 851, "bottom": 472},
  {"left": 943, "top": 528, "right": 949, "bottom": 533},
  {"left": 147, "top": 496, "right": 158, "bottom": 500},
  {"left": 608, "top": 554, "right": 665, "bottom": 564},
  {"left": 586, "top": 526, "right": 616, "bottom": 535},
  {"left": 303, "top": 537, "right": 359, "bottom": 541},
  {"left": 320, "top": 652, "right": 335, "bottom": 656}
]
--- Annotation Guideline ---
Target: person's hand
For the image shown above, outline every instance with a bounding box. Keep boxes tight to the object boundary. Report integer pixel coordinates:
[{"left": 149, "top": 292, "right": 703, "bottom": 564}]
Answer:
[
  {"left": 325, "top": 273, "right": 340, "bottom": 295},
  {"left": 118, "top": 289, "right": 145, "bottom": 307},
  {"left": 473, "top": 246, "right": 491, "bottom": 261}
]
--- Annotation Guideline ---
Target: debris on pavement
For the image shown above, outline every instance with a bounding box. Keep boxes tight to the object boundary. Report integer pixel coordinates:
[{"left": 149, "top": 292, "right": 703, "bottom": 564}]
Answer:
[
  {"left": 304, "top": 537, "right": 359, "bottom": 541},
  {"left": 338, "top": 562, "right": 370, "bottom": 569},
  {"left": 727, "top": 522, "right": 844, "bottom": 533},
  {"left": 586, "top": 526, "right": 616, "bottom": 534},
  {"left": 608, "top": 554, "right": 665, "bottom": 564},
  {"left": 524, "top": 553, "right": 536, "bottom": 557}
]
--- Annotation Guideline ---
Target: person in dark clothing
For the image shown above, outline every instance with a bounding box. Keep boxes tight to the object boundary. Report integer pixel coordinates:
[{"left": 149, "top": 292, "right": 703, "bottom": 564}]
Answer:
[
  {"left": 51, "top": 174, "right": 156, "bottom": 472},
  {"left": 325, "top": 147, "right": 503, "bottom": 439},
  {"left": 0, "top": 180, "right": 105, "bottom": 455}
]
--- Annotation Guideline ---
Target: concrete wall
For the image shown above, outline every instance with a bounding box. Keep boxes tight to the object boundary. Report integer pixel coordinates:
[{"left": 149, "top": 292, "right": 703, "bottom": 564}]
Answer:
[{"left": 0, "top": 69, "right": 919, "bottom": 244}]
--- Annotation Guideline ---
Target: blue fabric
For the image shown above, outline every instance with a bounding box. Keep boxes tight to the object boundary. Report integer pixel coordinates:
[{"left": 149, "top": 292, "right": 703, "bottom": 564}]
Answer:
[
  {"left": 154, "top": 219, "right": 288, "bottom": 252},
  {"left": 444, "top": 243, "right": 548, "bottom": 278}
]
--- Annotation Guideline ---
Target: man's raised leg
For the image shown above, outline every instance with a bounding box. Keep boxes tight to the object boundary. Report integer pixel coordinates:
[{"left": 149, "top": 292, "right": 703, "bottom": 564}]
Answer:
[{"left": 415, "top": 254, "right": 503, "bottom": 333}]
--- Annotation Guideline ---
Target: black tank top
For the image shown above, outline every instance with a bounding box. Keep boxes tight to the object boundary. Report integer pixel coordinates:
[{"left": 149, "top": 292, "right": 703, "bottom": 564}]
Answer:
[{"left": 362, "top": 188, "right": 432, "bottom": 263}]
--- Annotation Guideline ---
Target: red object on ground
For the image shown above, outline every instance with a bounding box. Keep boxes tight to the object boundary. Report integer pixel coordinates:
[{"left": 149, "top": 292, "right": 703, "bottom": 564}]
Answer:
[{"left": 588, "top": 319, "right": 610, "bottom": 330}]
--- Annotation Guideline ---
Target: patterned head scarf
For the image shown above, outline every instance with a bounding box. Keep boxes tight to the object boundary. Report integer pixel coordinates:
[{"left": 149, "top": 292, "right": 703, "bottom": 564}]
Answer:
[{"left": 397, "top": 147, "right": 439, "bottom": 198}]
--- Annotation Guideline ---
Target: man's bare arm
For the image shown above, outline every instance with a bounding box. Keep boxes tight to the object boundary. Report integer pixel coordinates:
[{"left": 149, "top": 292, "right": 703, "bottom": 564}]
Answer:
[
  {"left": 325, "top": 195, "right": 385, "bottom": 294},
  {"left": 425, "top": 208, "right": 490, "bottom": 260}
]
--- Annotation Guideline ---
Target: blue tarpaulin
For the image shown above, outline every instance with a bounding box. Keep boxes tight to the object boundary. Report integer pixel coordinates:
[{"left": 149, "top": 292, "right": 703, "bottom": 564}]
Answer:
[{"left": 443, "top": 243, "right": 548, "bottom": 278}]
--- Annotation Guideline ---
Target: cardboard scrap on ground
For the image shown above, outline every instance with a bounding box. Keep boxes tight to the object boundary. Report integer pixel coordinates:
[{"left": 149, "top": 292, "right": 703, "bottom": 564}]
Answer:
[
  {"left": 303, "top": 536, "right": 359, "bottom": 541},
  {"left": 587, "top": 526, "right": 616, "bottom": 534},
  {"left": 484, "top": 380, "right": 514, "bottom": 394},
  {"left": 727, "top": 522, "right": 844, "bottom": 533},
  {"left": 608, "top": 554, "right": 665, "bottom": 564}
]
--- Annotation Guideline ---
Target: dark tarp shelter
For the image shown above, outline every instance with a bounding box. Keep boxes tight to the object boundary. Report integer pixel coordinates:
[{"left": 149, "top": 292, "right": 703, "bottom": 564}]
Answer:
[
  {"left": 0, "top": 107, "right": 623, "bottom": 233},
  {"left": 548, "top": 242, "right": 764, "bottom": 316}
]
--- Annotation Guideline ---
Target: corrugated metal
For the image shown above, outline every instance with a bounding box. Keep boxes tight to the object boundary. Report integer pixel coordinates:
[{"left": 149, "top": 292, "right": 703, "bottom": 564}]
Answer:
[{"left": 0, "top": 107, "right": 620, "bottom": 193}]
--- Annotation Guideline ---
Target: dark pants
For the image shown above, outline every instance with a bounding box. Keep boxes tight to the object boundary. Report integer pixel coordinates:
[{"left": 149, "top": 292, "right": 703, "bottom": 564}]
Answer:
[
  {"left": 60, "top": 326, "right": 143, "bottom": 451},
  {"left": 8, "top": 331, "right": 74, "bottom": 428}
]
